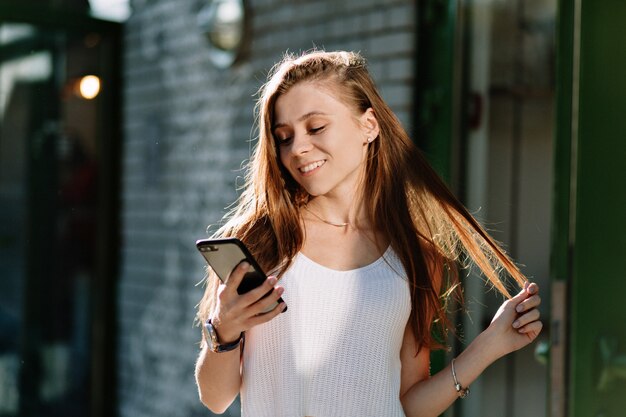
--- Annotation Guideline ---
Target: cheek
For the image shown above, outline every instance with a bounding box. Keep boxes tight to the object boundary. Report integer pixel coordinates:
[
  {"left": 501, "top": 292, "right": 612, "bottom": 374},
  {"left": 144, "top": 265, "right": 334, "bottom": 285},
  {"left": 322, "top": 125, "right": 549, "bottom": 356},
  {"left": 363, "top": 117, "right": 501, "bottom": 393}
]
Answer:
[
  {"left": 278, "top": 146, "right": 289, "bottom": 168},
  {"left": 278, "top": 147, "right": 298, "bottom": 179}
]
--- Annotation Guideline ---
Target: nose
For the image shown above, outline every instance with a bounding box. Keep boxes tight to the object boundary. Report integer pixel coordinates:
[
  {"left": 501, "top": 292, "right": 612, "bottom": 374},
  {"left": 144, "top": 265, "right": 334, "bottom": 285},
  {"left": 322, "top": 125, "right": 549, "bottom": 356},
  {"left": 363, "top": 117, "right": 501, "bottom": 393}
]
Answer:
[{"left": 289, "top": 131, "right": 313, "bottom": 155}]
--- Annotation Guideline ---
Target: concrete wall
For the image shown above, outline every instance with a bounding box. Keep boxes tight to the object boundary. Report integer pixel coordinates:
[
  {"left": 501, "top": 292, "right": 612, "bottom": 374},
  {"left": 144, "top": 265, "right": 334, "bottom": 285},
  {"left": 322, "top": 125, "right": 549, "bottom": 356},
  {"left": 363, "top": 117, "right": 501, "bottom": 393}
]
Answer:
[{"left": 118, "top": 1, "right": 416, "bottom": 415}]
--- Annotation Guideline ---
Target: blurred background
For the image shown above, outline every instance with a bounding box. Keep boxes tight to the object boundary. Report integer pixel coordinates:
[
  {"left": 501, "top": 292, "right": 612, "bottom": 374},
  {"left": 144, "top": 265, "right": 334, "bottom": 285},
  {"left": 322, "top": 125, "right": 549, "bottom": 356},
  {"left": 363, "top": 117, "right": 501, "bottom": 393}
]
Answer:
[{"left": 0, "top": 0, "right": 624, "bottom": 416}]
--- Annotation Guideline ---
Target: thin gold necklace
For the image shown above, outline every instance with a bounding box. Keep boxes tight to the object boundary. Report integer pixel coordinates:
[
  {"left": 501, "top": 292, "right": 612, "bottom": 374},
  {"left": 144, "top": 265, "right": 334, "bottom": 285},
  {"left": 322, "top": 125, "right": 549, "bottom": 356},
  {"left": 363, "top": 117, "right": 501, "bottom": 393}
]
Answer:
[{"left": 303, "top": 205, "right": 349, "bottom": 227}]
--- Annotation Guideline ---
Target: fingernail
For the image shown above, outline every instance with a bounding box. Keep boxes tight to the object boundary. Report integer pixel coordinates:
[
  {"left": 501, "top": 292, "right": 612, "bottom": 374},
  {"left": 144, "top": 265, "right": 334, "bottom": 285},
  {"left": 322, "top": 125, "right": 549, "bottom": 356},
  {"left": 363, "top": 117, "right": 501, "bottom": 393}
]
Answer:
[
  {"left": 276, "top": 287, "right": 284, "bottom": 295},
  {"left": 516, "top": 305, "right": 524, "bottom": 313},
  {"left": 513, "top": 320, "right": 520, "bottom": 328},
  {"left": 267, "top": 277, "right": 277, "bottom": 285},
  {"left": 240, "top": 261, "right": 250, "bottom": 269}
]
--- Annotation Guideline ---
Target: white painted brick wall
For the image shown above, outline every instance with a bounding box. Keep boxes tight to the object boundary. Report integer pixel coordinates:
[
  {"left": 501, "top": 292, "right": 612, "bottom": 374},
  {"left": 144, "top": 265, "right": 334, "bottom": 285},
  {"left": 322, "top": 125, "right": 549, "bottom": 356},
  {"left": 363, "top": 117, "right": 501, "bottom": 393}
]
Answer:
[{"left": 119, "top": 0, "right": 416, "bottom": 416}]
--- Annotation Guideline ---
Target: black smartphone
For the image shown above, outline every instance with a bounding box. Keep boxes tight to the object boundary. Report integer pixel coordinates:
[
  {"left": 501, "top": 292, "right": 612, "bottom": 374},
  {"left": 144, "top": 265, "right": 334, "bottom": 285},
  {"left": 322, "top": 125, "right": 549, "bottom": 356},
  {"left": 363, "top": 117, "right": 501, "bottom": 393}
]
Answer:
[{"left": 196, "top": 237, "right": 286, "bottom": 312}]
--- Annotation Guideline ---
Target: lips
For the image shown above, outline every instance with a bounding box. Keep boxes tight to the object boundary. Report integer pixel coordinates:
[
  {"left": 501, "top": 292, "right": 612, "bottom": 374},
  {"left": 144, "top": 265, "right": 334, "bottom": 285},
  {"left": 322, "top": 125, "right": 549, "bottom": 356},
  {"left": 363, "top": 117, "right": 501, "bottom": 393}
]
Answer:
[{"left": 299, "top": 160, "right": 325, "bottom": 174}]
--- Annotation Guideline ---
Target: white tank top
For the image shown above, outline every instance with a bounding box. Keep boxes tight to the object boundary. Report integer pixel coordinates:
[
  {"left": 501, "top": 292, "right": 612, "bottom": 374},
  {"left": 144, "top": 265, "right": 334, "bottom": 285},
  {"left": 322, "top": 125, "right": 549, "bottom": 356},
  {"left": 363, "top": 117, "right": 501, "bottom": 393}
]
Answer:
[{"left": 241, "top": 247, "right": 412, "bottom": 417}]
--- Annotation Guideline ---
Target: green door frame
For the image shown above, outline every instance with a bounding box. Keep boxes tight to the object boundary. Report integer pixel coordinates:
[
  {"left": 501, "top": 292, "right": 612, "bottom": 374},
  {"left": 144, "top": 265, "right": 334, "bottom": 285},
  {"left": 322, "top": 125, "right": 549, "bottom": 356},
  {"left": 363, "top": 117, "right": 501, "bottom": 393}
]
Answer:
[
  {"left": 415, "top": 0, "right": 463, "bottom": 384},
  {"left": 551, "top": 0, "right": 576, "bottom": 415},
  {"left": 0, "top": 3, "right": 122, "bottom": 417},
  {"left": 415, "top": 0, "right": 462, "bottom": 188}
]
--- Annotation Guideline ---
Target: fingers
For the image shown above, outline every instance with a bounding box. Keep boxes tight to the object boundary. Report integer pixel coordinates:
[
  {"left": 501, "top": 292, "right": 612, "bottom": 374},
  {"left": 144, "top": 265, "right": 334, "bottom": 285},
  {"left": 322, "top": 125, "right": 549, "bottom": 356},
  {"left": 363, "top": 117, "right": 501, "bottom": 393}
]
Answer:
[
  {"left": 512, "top": 283, "right": 542, "bottom": 335},
  {"left": 248, "top": 285, "right": 285, "bottom": 315},
  {"left": 222, "top": 260, "right": 250, "bottom": 294},
  {"left": 512, "top": 308, "right": 540, "bottom": 330},
  {"left": 240, "top": 275, "right": 279, "bottom": 306},
  {"left": 508, "top": 281, "right": 540, "bottom": 309},
  {"left": 246, "top": 299, "right": 287, "bottom": 328},
  {"left": 511, "top": 282, "right": 541, "bottom": 317},
  {"left": 516, "top": 294, "right": 541, "bottom": 313},
  {"left": 493, "top": 281, "right": 541, "bottom": 326},
  {"left": 215, "top": 268, "right": 287, "bottom": 337},
  {"left": 509, "top": 283, "right": 530, "bottom": 306},
  {"left": 517, "top": 319, "right": 543, "bottom": 338},
  {"left": 526, "top": 282, "right": 539, "bottom": 296}
]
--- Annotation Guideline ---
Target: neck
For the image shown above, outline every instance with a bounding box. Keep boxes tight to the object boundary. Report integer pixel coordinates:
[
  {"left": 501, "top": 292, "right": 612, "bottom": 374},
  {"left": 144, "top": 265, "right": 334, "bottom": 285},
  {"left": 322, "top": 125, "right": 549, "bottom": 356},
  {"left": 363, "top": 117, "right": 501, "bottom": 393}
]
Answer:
[
  {"left": 304, "top": 205, "right": 349, "bottom": 227},
  {"left": 304, "top": 196, "right": 367, "bottom": 228}
]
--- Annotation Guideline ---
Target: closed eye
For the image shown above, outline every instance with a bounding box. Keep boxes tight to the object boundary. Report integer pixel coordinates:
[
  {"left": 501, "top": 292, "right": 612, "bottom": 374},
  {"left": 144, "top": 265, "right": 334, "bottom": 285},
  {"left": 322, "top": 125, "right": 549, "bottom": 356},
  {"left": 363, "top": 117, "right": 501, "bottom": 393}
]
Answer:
[
  {"left": 274, "top": 125, "right": 325, "bottom": 146},
  {"left": 309, "top": 126, "right": 325, "bottom": 135},
  {"left": 276, "top": 136, "right": 293, "bottom": 146}
]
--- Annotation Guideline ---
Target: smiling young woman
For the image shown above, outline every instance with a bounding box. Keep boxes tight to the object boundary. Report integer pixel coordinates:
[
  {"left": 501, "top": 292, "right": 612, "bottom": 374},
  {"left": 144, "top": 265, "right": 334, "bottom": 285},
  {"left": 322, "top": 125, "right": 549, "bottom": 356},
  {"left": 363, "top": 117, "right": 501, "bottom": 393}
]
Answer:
[{"left": 195, "top": 50, "right": 542, "bottom": 417}]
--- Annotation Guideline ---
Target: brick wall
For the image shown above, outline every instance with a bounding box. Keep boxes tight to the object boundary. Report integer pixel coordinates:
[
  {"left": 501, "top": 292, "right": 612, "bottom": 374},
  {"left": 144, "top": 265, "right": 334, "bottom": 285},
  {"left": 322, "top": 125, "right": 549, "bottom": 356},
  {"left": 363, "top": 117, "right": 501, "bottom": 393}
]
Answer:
[{"left": 118, "top": 0, "right": 416, "bottom": 416}]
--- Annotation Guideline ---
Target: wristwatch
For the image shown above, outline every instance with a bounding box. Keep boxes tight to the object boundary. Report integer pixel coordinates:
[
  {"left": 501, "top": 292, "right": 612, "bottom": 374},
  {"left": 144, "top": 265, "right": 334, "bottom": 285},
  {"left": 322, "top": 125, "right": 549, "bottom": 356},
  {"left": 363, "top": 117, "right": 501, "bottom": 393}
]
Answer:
[{"left": 204, "top": 319, "right": 244, "bottom": 353}]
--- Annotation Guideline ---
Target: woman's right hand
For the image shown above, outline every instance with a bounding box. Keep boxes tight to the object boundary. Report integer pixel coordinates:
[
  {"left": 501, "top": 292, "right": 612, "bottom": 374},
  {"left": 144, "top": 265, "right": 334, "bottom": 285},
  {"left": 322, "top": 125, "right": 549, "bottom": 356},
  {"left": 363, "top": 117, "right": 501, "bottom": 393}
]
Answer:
[{"left": 210, "top": 261, "right": 287, "bottom": 343}]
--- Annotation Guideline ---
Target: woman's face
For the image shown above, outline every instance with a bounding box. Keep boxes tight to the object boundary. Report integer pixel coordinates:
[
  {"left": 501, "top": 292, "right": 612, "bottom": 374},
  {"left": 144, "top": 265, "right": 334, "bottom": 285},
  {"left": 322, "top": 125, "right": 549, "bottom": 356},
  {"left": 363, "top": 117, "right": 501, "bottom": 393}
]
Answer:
[{"left": 272, "top": 81, "right": 378, "bottom": 199}]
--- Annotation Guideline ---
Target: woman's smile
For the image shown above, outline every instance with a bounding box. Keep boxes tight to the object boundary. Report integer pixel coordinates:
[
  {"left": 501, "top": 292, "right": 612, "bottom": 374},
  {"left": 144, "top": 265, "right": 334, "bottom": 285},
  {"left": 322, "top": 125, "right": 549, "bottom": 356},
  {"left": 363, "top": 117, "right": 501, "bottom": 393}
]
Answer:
[{"left": 299, "top": 160, "right": 326, "bottom": 175}]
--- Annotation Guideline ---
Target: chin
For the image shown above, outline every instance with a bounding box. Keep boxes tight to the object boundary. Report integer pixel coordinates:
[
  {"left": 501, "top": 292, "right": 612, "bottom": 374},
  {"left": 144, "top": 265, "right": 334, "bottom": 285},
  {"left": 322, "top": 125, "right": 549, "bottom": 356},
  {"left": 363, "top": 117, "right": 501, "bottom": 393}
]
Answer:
[
  {"left": 300, "top": 184, "right": 329, "bottom": 197},
  {"left": 302, "top": 189, "right": 323, "bottom": 197}
]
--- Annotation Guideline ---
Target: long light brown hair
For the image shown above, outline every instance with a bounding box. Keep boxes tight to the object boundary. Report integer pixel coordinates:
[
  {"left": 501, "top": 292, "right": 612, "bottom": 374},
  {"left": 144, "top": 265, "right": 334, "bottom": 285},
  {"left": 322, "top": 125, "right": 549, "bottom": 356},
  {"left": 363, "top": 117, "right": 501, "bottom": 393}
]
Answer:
[{"left": 198, "top": 50, "right": 526, "bottom": 350}]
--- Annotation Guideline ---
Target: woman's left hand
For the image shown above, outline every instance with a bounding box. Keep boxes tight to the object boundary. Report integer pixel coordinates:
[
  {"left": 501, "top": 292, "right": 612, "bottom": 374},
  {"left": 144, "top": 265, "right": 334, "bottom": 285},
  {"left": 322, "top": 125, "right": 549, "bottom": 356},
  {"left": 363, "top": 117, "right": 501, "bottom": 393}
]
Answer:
[{"left": 485, "top": 282, "right": 543, "bottom": 358}]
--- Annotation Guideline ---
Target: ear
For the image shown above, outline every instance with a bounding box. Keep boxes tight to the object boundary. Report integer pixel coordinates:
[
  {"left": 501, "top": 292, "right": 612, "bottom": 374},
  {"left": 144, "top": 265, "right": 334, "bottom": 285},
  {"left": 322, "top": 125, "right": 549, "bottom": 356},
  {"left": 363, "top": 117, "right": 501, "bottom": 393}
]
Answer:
[{"left": 360, "top": 107, "right": 380, "bottom": 143}]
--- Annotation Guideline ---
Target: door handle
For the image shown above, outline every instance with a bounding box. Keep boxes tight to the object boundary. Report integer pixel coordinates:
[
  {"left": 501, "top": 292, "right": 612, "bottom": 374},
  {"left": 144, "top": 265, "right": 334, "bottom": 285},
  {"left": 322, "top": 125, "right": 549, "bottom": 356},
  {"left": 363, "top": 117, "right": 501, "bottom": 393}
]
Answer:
[{"left": 597, "top": 336, "right": 626, "bottom": 391}]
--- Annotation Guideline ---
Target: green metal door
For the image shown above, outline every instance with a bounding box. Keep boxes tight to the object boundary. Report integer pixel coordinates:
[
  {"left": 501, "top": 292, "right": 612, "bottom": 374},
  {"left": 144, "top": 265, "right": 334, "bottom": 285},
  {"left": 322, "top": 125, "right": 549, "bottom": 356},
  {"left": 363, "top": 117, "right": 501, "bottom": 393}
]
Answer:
[{"left": 553, "top": 0, "right": 626, "bottom": 415}]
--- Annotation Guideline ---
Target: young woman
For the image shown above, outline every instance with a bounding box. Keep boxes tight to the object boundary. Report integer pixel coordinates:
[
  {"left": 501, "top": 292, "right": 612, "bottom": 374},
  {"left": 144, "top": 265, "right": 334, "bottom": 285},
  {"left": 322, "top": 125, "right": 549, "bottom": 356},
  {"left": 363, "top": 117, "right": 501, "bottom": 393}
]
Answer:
[{"left": 195, "top": 50, "right": 542, "bottom": 417}]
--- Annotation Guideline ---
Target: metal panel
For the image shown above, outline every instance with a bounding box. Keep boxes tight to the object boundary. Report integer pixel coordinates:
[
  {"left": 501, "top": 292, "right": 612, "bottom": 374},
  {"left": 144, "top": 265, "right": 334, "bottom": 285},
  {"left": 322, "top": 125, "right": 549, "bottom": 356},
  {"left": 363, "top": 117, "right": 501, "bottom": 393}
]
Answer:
[{"left": 555, "top": 0, "right": 626, "bottom": 415}]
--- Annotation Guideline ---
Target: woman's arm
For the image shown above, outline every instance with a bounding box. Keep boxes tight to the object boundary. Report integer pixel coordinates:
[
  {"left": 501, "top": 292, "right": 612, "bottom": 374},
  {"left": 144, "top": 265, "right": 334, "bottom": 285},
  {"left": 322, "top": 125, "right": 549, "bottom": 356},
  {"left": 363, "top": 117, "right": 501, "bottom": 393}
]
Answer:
[
  {"left": 195, "top": 343, "right": 243, "bottom": 414},
  {"left": 194, "top": 261, "right": 287, "bottom": 413},
  {"left": 400, "top": 282, "right": 543, "bottom": 417}
]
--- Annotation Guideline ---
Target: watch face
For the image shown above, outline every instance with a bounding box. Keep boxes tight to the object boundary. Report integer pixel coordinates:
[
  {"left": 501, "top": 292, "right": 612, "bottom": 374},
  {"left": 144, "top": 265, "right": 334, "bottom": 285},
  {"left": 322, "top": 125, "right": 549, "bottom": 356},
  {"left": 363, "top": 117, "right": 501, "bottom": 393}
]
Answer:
[{"left": 205, "top": 320, "right": 219, "bottom": 350}]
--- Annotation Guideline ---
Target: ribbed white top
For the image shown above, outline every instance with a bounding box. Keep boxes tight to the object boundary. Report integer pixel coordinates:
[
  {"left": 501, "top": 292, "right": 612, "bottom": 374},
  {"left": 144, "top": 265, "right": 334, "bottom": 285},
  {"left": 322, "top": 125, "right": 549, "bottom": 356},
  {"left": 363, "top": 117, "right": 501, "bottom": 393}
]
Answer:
[{"left": 241, "top": 247, "right": 411, "bottom": 417}]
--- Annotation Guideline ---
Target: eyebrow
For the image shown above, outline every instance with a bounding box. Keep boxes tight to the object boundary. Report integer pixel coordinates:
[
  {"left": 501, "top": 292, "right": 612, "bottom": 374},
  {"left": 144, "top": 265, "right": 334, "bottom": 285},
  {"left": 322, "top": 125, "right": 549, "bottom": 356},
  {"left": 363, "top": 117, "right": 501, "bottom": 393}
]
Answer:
[{"left": 272, "top": 111, "right": 329, "bottom": 130}]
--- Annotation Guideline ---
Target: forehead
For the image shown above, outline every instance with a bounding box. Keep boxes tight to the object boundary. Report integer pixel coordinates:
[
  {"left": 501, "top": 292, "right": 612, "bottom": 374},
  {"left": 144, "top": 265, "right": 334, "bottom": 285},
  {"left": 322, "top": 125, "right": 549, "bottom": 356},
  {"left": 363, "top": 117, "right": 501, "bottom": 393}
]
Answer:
[{"left": 273, "top": 81, "right": 356, "bottom": 124}]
